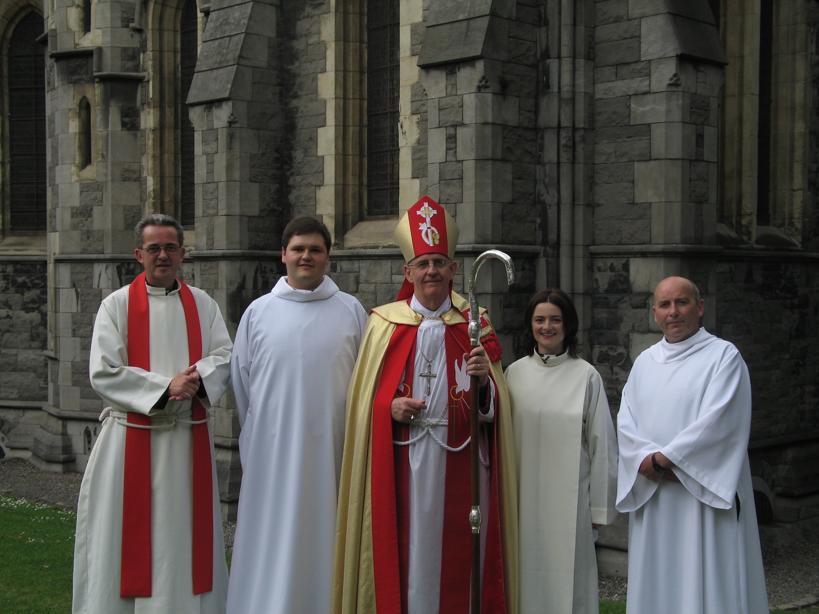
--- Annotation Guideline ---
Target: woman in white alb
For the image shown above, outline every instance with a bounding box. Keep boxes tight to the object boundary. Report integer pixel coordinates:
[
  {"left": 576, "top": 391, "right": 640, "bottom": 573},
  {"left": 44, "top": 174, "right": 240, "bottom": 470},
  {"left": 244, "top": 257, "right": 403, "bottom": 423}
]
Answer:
[{"left": 506, "top": 288, "right": 618, "bottom": 614}]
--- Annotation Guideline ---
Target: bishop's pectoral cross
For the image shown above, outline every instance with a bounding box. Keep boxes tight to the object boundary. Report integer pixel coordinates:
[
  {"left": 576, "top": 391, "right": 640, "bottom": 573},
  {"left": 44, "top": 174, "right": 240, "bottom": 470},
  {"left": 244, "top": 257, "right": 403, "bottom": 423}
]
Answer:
[{"left": 418, "top": 361, "right": 437, "bottom": 397}]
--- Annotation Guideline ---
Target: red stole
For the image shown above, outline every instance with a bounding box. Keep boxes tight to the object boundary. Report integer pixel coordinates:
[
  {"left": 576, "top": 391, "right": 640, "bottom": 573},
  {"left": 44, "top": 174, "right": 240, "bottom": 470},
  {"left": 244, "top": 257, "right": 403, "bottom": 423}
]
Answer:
[
  {"left": 370, "top": 315, "right": 508, "bottom": 613},
  {"left": 120, "top": 272, "right": 214, "bottom": 597}
]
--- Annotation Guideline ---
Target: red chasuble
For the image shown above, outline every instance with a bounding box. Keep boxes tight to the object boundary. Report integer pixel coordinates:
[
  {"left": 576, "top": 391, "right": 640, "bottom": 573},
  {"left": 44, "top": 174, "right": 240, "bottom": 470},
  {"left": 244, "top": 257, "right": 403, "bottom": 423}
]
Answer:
[
  {"left": 369, "top": 310, "right": 508, "bottom": 614},
  {"left": 120, "top": 272, "right": 213, "bottom": 597}
]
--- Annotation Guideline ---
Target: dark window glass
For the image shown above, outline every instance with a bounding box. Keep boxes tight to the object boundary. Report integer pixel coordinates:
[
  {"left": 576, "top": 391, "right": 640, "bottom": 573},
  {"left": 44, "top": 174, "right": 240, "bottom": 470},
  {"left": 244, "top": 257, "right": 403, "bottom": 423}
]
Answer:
[
  {"left": 179, "top": 0, "right": 197, "bottom": 226},
  {"left": 79, "top": 97, "right": 92, "bottom": 168},
  {"left": 757, "top": 0, "right": 772, "bottom": 226},
  {"left": 83, "top": 0, "right": 92, "bottom": 33},
  {"left": 708, "top": 0, "right": 720, "bottom": 27},
  {"left": 8, "top": 11, "right": 46, "bottom": 232},
  {"left": 366, "top": 0, "right": 399, "bottom": 218}
]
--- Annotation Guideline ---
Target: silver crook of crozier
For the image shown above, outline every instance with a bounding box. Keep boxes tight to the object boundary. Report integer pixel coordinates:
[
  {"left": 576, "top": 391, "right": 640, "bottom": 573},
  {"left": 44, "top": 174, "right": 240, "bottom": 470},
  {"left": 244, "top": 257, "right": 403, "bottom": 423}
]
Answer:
[{"left": 466, "top": 249, "right": 515, "bottom": 347}]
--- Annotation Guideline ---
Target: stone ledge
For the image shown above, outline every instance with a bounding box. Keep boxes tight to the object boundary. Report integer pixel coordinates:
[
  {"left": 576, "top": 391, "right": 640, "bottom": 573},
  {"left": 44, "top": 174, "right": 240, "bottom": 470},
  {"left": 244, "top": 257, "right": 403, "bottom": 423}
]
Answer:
[
  {"left": 591, "top": 244, "right": 819, "bottom": 262},
  {"left": 589, "top": 243, "right": 723, "bottom": 256},
  {"left": 0, "top": 234, "right": 46, "bottom": 257},
  {"left": 418, "top": 17, "right": 491, "bottom": 67},
  {"left": 93, "top": 71, "right": 146, "bottom": 82}
]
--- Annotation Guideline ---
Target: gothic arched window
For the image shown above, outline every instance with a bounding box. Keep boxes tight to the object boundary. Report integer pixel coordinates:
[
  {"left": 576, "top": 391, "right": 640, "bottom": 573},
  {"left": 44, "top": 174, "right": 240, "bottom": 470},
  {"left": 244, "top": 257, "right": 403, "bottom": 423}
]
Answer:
[{"left": 7, "top": 11, "right": 46, "bottom": 232}]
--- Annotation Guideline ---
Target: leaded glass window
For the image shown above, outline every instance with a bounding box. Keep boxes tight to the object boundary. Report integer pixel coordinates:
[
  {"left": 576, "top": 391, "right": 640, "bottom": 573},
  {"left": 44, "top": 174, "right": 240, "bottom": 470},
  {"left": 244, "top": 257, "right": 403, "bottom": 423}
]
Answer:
[
  {"left": 179, "top": 0, "right": 197, "bottom": 226},
  {"left": 8, "top": 12, "right": 46, "bottom": 232},
  {"left": 366, "top": 0, "right": 399, "bottom": 217}
]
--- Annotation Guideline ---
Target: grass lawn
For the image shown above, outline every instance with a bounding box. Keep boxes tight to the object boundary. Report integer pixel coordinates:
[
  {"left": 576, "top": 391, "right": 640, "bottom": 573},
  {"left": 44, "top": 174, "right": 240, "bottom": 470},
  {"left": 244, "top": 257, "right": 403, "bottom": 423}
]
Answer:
[
  {"left": 1, "top": 494, "right": 817, "bottom": 613},
  {"left": 0, "top": 496, "right": 75, "bottom": 613}
]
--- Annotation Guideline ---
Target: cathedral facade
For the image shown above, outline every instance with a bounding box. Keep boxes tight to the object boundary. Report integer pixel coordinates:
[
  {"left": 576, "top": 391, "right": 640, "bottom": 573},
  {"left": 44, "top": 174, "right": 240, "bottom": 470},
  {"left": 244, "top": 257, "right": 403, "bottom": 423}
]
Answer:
[{"left": 1, "top": 0, "right": 817, "bottom": 525}]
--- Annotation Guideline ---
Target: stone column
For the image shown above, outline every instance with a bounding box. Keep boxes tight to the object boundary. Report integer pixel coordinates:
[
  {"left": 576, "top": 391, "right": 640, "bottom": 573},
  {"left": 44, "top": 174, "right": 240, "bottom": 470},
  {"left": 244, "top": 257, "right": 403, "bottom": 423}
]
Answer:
[{"left": 37, "top": 0, "right": 146, "bottom": 471}]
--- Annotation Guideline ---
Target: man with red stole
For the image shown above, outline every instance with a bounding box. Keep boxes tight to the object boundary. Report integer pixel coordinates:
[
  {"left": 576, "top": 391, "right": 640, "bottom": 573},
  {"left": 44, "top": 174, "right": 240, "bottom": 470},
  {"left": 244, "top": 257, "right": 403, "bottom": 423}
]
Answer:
[
  {"left": 73, "top": 214, "right": 232, "bottom": 614},
  {"left": 333, "top": 197, "right": 518, "bottom": 614}
]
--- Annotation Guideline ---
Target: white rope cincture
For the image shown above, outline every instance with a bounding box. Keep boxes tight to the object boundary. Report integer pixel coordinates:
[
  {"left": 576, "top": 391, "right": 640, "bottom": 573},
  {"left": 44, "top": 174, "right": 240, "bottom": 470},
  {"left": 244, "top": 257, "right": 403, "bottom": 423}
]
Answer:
[
  {"left": 101, "top": 407, "right": 210, "bottom": 430},
  {"left": 394, "top": 418, "right": 490, "bottom": 465}
]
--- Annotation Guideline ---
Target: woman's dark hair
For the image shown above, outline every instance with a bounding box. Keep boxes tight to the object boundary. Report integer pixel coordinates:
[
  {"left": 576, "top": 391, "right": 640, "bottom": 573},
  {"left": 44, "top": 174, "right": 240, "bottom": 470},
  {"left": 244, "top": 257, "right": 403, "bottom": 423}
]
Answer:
[{"left": 524, "top": 288, "right": 579, "bottom": 357}]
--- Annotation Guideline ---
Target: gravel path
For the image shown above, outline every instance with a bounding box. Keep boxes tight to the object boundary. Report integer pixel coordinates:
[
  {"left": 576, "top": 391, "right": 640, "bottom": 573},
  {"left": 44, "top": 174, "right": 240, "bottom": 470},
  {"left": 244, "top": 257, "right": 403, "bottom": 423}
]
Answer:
[{"left": 2, "top": 457, "right": 817, "bottom": 609}]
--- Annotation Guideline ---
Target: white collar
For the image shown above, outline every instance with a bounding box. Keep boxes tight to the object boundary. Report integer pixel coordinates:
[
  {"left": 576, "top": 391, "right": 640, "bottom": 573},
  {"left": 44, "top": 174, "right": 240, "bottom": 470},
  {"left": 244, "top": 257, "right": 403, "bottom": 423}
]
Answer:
[
  {"left": 410, "top": 294, "right": 452, "bottom": 319},
  {"left": 532, "top": 349, "right": 570, "bottom": 368},
  {"left": 271, "top": 275, "right": 338, "bottom": 302},
  {"left": 652, "top": 327, "right": 715, "bottom": 363}
]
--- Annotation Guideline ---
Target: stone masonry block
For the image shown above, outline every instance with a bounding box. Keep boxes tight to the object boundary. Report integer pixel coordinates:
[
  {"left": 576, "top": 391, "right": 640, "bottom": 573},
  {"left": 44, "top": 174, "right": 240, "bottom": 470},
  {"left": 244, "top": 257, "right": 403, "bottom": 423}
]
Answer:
[
  {"left": 630, "top": 91, "right": 685, "bottom": 123},
  {"left": 57, "top": 336, "right": 81, "bottom": 362},
  {"left": 651, "top": 122, "right": 695, "bottom": 159},
  {"left": 703, "top": 126, "right": 718, "bottom": 162},
  {"left": 628, "top": 0, "right": 668, "bottom": 18},
  {"left": 203, "top": 2, "right": 253, "bottom": 40},
  {"left": 428, "top": 98, "right": 439, "bottom": 128},
  {"left": 438, "top": 96, "right": 463, "bottom": 126},
  {"left": 245, "top": 3, "right": 278, "bottom": 36},
  {"left": 439, "top": 179, "right": 462, "bottom": 203},
  {"left": 596, "top": 0, "right": 629, "bottom": 25},
  {"left": 463, "top": 93, "right": 519, "bottom": 125},
  {"left": 634, "top": 159, "right": 689, "bottom": 203},
  {"left": 428, "top": 127, "right": 447, "bottom": 163},
  {"left": 455, "top": 62, "right": 485, "bottom": 96},
  {"left": 596, "top": 38, "right": 641, "bottom": 66},
  {"left": 595, "top": 19, "right": 641, "bottom": 44},
  {"left": 640, "top": 14, "right": 677, "bottom": 60},
  {"left": 594, "top": 135, "right": 650, "bottom": 164},
  {"left": 595, "top": 162, "right": 634, "bottom": 185},
  {"left": 59, "top": 385, "right": 80, "bottom": 411},
  {"left": 595, "top": 66, "right": 617, "bottom": 84},
  {"left": 595, "top": 96, "right": 630, "bottom": 127},
  {"left": 421, "top": 68, "right": 447, "bottom": 99},
  {"left": 649, "top": 57, "right": 679, "bottom": 92},
  {"left": 596, "top": 77, "right": 650, "bottom": 99},
  {"left": 196, "top": 36, "right": 244, "bottom": 72},
  {"left": 618, "top": 61, "right": 650, "bottom": 80},
  {"left": 463, "top": 159, "right": 512, "bottom": 204},
  {"left": 456, "top": 124, "right": 503, "bottom": 160},
  {"left": 456, "top": 200, "right": 504, "bottom": 244},
  {"left": 629, "top": 256, "right": 686, "bottom": 295},
  {"left": 650, "top": 201, "right": 699, "bottom": 243},
  {"left": 220, "top": 181, "right": 260, "bottom": 216},
  {"left": 58, "top": 287, "right": 79, "bottom": 313},
  {"left": 359, "top": 259, "right": 392, "bottom": 283}
]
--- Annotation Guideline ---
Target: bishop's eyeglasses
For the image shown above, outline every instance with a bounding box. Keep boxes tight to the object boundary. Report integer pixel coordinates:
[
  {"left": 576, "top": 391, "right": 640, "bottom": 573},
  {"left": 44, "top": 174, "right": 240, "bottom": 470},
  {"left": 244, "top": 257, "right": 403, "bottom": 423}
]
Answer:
[{"left": 407, "top": 257, "right": 451, "bottom": 270}]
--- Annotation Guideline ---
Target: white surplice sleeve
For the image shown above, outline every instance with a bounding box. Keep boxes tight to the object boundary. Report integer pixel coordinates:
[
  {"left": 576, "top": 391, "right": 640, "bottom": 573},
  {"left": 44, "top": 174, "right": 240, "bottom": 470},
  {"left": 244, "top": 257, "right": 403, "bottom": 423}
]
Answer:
[
  {"left": 89, "top": 296, "right": 171, "bottom": 415},
  {"left": 230, "top": 304, "right": 253, "bottom": 427},
  {"left": 661, "top": 347, "right": 751, "bottom": 509},
  {"left": 615, "top": 374, "right": 661, "bottom": 513},
  {"left": 617, "top": 344, "right": 752, "bottom": 513},
  {"left": 194, "top": 291, "right": 233, "bottom": 407},
  {"left": 585, "top": 370, "right": 618, "bottom": 525}
]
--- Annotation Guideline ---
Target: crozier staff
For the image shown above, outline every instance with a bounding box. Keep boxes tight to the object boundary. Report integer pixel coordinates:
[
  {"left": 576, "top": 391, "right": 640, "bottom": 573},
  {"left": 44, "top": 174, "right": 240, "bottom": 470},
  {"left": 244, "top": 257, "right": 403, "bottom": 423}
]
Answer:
[{"left": 333, "top": 196, "right": 518, "bottom": 614}]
